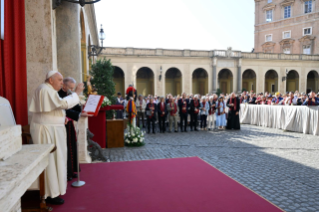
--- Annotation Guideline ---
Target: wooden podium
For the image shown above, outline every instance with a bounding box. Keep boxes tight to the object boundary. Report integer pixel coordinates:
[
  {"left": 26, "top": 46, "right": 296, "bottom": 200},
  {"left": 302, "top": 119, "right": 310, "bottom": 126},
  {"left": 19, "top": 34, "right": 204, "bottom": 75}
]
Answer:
[{"left": 106, "top": 119, "right": 125, "bottom": 148}]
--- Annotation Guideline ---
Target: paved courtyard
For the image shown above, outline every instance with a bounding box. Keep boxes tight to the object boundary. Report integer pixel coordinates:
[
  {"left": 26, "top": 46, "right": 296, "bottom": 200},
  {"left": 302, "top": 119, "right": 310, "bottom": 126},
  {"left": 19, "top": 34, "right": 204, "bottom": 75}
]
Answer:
[{"left": 102, "top": 125, "right": 319, "bottom": 212}]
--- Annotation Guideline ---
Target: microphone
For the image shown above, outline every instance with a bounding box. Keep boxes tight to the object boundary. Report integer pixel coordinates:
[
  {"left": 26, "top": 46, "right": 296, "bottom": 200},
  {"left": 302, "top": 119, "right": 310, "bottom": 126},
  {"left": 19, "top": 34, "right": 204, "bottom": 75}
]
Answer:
[{"left": 67, "top": 89, "right": 73, "bottom": 95}]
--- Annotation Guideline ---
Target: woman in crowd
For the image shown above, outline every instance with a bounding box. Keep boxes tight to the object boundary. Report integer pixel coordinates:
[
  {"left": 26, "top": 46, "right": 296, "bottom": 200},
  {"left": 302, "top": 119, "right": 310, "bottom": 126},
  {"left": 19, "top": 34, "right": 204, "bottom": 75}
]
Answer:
[
  {"left": 215, "top": 96, "right": 226, "bottom": 129},
  {"left": 207, "top": 95, "right": 216, "bottom": 130},
  {"left": 200, "top": 96, "right": 209, "bottom": 130}
]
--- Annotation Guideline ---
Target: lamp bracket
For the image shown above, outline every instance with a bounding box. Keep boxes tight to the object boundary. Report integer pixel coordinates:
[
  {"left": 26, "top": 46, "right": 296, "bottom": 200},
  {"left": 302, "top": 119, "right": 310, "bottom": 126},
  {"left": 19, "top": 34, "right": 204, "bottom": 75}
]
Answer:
[{"left": 53, "top": 0, "right": 101, "bottom": 9}]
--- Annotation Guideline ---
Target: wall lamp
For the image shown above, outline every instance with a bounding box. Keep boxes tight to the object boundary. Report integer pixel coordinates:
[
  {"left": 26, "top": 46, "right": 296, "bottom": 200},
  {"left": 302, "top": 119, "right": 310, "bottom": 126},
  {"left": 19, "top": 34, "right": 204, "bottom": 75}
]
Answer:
[
  {"left": 88, "top": 25, "right": 106, "bottom": 57},
  {"left": 282, "top": 69, "right": 289, "bottom": 82},
  {"left": 159, "top": 66, "right": 163, "bottom": 81},
  {"left": 53, "top": 0, "right": 101, "bottom": 8}
]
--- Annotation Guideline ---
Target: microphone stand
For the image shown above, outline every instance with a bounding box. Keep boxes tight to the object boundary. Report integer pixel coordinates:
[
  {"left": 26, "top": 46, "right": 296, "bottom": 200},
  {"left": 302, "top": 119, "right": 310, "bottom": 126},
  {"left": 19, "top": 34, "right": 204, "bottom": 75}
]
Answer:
[{"left": 72, "top": 109, "right": 85, "bottom": 187}]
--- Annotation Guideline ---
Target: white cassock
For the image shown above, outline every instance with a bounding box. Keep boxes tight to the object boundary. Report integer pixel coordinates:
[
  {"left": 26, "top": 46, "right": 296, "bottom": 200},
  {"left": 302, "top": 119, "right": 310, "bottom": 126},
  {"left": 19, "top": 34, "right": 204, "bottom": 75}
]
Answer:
[{"left": 29, "top": 83, "right": 80, "bottom": 198}]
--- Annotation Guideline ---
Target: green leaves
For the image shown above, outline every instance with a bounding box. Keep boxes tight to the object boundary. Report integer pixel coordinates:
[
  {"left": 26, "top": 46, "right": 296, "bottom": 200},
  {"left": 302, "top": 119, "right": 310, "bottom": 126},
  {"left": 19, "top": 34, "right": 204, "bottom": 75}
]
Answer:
[{"left": 90, "top": 58, "right": 117, "bottom": 118}]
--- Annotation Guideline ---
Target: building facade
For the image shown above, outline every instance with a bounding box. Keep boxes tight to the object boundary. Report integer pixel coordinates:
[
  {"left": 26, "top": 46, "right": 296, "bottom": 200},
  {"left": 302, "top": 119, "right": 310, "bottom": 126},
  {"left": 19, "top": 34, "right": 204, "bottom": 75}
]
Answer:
[
  {"left": 254, "top": 0, "right": 319, "bottom": 55},
  {"left": 99, "top": 47, "right": 319, "bottom": 96},
  {"left": 25, "top": 0, "right": 99, "bottom": 121}
]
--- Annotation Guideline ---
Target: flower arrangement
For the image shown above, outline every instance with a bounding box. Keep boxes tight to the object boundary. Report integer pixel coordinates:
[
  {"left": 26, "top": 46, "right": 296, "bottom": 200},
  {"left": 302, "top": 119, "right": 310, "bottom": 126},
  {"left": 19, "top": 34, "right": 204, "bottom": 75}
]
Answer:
[
  {"left": 101, "top": 96, "right": 112, "bottom": 108},
  {"left": 125, "top": 124, "right": 145, "bottom": 147}
]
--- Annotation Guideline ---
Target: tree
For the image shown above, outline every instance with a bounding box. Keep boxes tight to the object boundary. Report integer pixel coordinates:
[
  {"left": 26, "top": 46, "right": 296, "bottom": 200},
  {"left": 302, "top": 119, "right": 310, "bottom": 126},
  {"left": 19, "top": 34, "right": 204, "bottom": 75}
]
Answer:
[
  {"left": 90, "top": 58, "right": 116, "bottom": 119},
  {"left": 216, "top": 88, "right": 222, "bottom": 97}
]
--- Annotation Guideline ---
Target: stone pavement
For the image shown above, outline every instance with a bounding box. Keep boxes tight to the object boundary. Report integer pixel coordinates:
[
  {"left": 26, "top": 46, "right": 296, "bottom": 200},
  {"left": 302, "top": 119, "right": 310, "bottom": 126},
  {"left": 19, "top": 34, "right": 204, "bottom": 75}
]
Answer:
[{"left": 102, "top": 125, "right": 319, "bottom": 212}]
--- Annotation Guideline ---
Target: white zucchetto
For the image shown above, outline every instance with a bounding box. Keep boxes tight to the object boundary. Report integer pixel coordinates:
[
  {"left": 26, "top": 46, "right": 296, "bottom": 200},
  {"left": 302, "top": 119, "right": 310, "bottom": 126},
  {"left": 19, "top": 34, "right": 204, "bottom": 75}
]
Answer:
[{"left": 45, "top": 70, "right": 59, "bottom": 80}]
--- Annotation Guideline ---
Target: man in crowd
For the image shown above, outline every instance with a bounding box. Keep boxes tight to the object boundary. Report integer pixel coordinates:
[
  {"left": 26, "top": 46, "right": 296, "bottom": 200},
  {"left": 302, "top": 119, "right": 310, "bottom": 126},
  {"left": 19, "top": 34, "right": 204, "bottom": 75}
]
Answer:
[
  {"left": 272, "top": 92, "right": 283, "bottom": 105},
  {"left": 136, "top": 94, "right": 146, "bottom": 128},
  {"left": 226, "top": 92, "right": 240, "bottom": 130},
  {"left": 297, "top": 92, "right": 307, "bottom": 105},
  {"left": 145, "top": 96, "right": 157, "bottom": 133},
  {"left": 178, "top": 92, "right": 189, "bottom": 132},
  {"left": 157, "top": 96, "right": 167, "bottom": 133},
  {"left": 167, "top": 95, "right": 178, "bottom": 132},
  {"left": 303, "top": 91, "right": 319, "bottom": 105},
  {"left": 29, "top": 71, "right": 84, "bottom": 205},
  {"left": 248, "top": 93, "right": 256, "bottom": 104},
  {"left": 115, "top": 92, "right": 124, "bottom": 119},
  {"left": 190, "top": 94, "right": 200, "bottom": 131},
  {"left": 58, "top": 77, "right": 91, "bottom": 182}
]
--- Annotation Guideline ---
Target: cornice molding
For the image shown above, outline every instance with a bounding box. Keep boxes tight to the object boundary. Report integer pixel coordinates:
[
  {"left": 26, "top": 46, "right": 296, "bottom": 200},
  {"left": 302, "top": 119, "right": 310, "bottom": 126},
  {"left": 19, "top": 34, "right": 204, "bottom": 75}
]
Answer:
[
  {"left": 298, "top": 35, "right": 316, "bottom": 42},
  {"left": 262, "top": 41, "right": 276, "bottom": 47},
  {"left": 300, "top": 0, "right": 315, "bottom": 2},
  {"left": 280, "top": 0, "right": 295, "bottom": 7},
  {"left": 263, "top": 3, "right": 276, "bottom": 11},
  {"left": 279, "top": 38, "right": 295, "bottom": 45}
]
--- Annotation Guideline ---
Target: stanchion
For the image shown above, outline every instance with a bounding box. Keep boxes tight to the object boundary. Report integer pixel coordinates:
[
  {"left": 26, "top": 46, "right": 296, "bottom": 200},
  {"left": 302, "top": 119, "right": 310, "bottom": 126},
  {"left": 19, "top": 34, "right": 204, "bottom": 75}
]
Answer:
[{"left": 72, "top": 123, "right": 85, "bottom": 187}]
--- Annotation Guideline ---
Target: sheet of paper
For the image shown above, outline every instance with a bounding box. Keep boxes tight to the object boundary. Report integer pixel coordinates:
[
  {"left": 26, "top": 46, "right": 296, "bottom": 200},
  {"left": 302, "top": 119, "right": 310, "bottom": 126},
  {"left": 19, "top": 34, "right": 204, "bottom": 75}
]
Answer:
[{"left": 83, "top": 95, "right": 102, "bottom": 113}]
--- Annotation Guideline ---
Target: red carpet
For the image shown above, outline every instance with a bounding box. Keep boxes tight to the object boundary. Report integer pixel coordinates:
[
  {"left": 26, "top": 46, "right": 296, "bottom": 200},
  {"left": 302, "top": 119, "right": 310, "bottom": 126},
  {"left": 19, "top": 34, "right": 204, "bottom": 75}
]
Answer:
[{"left": 50, "top": 157, "right": 283, "bottom": 212}]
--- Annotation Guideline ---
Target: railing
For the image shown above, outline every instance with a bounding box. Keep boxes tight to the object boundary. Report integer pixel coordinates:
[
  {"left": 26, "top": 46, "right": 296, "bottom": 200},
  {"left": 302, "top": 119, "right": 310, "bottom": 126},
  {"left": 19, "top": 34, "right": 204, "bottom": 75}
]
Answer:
[{"left": 101, "top": 47, "right": 319, "bottom": 61}]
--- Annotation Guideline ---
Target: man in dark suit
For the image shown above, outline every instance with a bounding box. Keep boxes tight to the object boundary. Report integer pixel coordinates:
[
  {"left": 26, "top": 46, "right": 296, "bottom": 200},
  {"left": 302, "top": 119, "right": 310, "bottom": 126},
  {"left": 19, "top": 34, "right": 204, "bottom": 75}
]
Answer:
[
  {"left": 189, "top": 95, "right": 200, "bottom": 131},
  {"left": 157, "top": 96, "right": 167, "bottom": 133},
  {"left": 178, "top": 92, "right": 189, "bottom": 132},
  {"left": 145, "top": 96, "right": 157, "bottom": 134},
  {"left": 115, "top": 92, "right": 124, "bottom": 119},
  {"left": 58, "top": 77, "right": 92, "bottom": 181}
]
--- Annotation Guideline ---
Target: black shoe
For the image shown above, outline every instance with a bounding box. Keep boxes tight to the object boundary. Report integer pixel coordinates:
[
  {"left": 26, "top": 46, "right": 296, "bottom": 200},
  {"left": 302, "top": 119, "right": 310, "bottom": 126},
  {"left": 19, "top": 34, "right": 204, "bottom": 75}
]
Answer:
[
  {"left": 46, "top": 197, "right": 65, "bottom": 205},
  {"left": 67, "top": 177, "right": 73, "bottom": 181},
  {"left": 153, "top": 131, "right": 156, "bottom": 134},
  {"left": 73, "top": 173, "right": 78, "bottom": 178},
  {"left": 195, "top": 128, "right": 198, "bottom": 131},
  {"left": 147, "top": 131, "right": 150, "bottom": 134},
  {"left": 175, "top": 130, "right": 178, "bottom": 133},
  {"left": 184, "top": 130, "right": 188, "bottom": 132}
]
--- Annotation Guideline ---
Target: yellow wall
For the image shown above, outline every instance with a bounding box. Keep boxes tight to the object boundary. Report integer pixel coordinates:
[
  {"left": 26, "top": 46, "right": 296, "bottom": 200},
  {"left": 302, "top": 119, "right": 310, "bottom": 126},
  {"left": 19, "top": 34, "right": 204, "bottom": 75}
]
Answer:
[
  {"left": 192, "top": 78, "right": 208, "bottom": 95},
  {"left": 218, "top": 78, "right": 233, "bottom": 94},
  {"left": 286, "top": 78, "right": 299, "bottom": 92},
  {"left": 114, "top": 78, "right": 125, "bottom": 96},
  {"left": 137, "top": 78, "right": 154, "bottom": 96},
  {"left": 166, "top": 78, "right": 182, "bottom": 96},
  {"left": 265, "top": 78, "right": 278, "bottom": 94},
  {"left": 242, "top": 78, "right": 256, "bottom": 91},
  {"left": 307, "top": 79, "right": 319, "bottom": 92}
]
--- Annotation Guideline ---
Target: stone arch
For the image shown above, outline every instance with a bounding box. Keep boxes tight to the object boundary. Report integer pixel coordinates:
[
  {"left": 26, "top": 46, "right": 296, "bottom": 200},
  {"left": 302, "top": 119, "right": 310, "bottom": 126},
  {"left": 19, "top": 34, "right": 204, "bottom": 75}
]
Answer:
[
  {"left": 265, "top": 70, "right": 278, "bottom": 94},
  {"left": 80, "top": 10, "right": 88, "bottom": 81},
  {"left": 242, "top": 69, "right": 256, "bottom": 92},
  {"left": 286, "top": 70, "right": 299, "bottom": 92},
  {"left": 218, "top": 69, "right": 233, "bottom": 94},
  {"left": 113, "top": 66, "right": 125, "bottom": 96},
  {"left": 307, "top": 70, "right": 319, "bottom": 94},
  {"left": 136, "top": 67, "right": 154, "bottom": 96},
  {"left": 192, "top": 68, "right": 208, "bottom": 95},
  {"left": 165, "top": 68, "right": 182, "bottom": 96}
]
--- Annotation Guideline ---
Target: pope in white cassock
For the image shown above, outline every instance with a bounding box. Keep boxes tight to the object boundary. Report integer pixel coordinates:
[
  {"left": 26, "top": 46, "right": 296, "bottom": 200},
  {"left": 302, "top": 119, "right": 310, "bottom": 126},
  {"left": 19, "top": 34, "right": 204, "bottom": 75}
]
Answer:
[{"left": 29, "top": 71, "right": 84, "bottom": 205}]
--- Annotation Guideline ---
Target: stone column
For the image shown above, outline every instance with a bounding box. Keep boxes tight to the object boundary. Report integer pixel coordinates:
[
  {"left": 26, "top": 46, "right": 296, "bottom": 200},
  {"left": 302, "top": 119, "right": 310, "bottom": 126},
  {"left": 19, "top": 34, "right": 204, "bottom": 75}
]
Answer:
[
  {"left": 237, "top": 58, "right": 242, "bottom": 94},
  {"left": 55, "top": 2, "right": 82, "bottom": 83},
  {"left": 25, "top": 0, "right": 57, "bottom": 122},
  {"left": 212, "top": 57, "right": 217, "bottom": 93}
]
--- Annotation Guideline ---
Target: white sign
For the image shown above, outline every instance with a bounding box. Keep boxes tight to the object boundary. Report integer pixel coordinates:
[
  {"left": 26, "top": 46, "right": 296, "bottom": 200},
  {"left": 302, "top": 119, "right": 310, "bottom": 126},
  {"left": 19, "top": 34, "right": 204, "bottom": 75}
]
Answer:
[{"left": 1, "top": 0, "right": 4, "bottom": 40}]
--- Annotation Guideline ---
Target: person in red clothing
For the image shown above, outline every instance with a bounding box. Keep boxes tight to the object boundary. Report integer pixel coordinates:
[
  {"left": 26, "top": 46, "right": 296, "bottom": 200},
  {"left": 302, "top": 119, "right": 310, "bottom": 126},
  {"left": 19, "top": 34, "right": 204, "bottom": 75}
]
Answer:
[
  {"left": 157, "top": 97, "right": 167, "bottom": 133},
  {"left": 145, "top": 96, "right": 157, "bottom": 134},
  {"left": 190, "top": 95, "right": 200, "bottom": 131}
]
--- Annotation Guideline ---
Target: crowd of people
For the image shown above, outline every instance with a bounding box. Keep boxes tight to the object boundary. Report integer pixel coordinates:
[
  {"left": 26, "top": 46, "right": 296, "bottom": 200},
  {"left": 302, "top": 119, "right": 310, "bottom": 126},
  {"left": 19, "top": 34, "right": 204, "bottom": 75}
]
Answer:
[{"left": 116, "top": 89, "right": 319, "bottom": 134}]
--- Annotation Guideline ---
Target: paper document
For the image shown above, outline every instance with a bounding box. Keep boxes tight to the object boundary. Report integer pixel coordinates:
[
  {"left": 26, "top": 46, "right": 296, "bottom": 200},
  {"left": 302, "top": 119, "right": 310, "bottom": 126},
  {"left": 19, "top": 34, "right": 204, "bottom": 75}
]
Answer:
[{"left": 83, "top": 95, "right": 102, "bottom": 113}]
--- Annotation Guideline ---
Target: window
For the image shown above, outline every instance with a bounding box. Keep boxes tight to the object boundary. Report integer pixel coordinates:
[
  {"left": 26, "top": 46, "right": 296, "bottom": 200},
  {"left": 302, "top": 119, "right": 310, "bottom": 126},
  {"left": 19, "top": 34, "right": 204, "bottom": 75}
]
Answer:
[
  {"left": 283, "top": 31, "right": 291, "bottom": 39},
  {"left": 303, "top": 45, "right": 311, "bottom": 54},
  {"left": 283, "top": 48, "right": 291, "bottom": 54},
  {"left": 284, "top": 6, "right": 291, "bottom": 18},
  {"left": 265, "top": 50, "right": 272, "bottom": 53},
  {"left": 265, "top": 34, "right": 272, "bottom": 42},
  {"left": 305, "top": 1, "right": 312, "bottom": 14},
  {"left": 266, "top": 10, "right": 273, "bottom": 22},
  {"left": 268, "top": 0, "right": 272, "bottom": 3},
  {"left": 303, "top": 27, "right": 312, "bottom": 35},
  {"left": 271, "top": 84, "right": 275, "bottom": 93}
]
